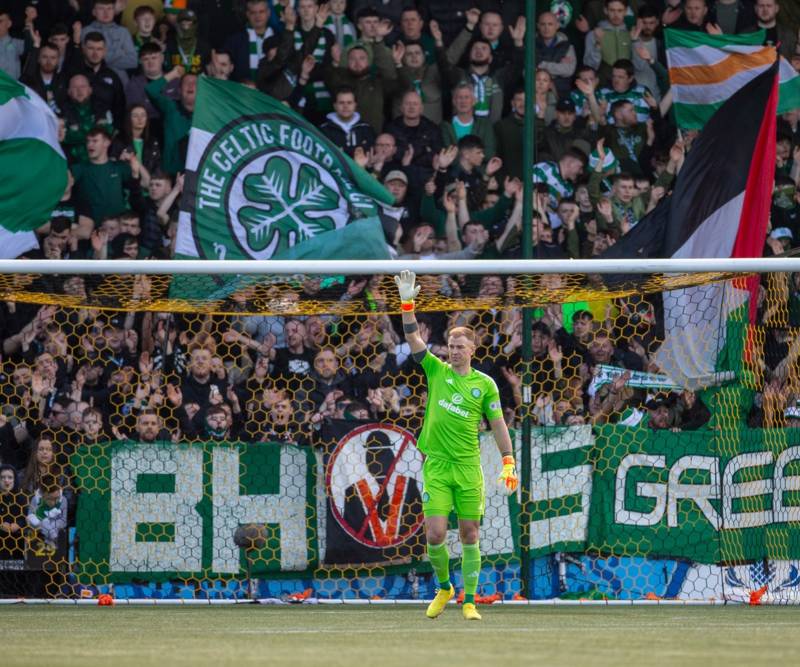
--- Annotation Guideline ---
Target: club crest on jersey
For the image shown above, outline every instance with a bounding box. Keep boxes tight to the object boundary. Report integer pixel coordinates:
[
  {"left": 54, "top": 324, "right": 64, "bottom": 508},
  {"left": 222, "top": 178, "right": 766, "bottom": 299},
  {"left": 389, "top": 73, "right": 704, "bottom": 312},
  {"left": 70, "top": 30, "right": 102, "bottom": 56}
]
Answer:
[{"left": 471, "top": 388, "right": 481, "bottom": 398}]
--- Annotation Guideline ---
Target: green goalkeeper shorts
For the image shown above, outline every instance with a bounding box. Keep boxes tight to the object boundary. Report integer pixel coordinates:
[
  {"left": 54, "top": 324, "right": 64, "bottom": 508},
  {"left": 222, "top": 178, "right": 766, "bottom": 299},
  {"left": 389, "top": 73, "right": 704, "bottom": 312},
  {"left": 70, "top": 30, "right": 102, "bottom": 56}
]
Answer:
[{"left": 421, "top": 455, "right": 484, "bottom": 521}]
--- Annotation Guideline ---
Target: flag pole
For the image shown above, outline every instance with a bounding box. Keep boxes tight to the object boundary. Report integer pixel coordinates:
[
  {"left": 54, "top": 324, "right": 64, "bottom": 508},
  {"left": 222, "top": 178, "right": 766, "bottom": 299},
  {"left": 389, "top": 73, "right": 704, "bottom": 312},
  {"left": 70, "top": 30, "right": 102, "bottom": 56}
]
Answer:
[{"left": 520, "top": 0, "right": 537, "bottom": 600}]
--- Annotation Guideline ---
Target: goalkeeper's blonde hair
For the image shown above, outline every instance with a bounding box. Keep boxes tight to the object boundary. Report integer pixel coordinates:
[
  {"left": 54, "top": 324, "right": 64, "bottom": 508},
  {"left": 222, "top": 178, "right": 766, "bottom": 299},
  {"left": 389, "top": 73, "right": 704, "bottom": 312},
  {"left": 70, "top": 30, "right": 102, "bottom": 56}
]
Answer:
[{"left": 448, "top": 326, "right": 476, "bottom": 345}]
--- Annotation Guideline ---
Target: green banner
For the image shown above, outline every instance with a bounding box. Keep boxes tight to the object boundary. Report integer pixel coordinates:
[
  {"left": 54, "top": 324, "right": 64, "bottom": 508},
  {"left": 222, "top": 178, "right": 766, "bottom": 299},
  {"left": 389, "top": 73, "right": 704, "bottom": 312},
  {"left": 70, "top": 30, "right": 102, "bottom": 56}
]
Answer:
[
  {"left": 71, "top": 441, "right": 317, "bottom": 583},
  {"left": 587, "top": 425, "right": 800, "bottom": 563},
  {"left": 69, "top": 432, "right": 518, "bottom": 583},
  {"left": 69, "top": 427, "right": 800, "bottom": 581},
  {"left": 528, "top": 425, "right": 595, "bottom": 558}
]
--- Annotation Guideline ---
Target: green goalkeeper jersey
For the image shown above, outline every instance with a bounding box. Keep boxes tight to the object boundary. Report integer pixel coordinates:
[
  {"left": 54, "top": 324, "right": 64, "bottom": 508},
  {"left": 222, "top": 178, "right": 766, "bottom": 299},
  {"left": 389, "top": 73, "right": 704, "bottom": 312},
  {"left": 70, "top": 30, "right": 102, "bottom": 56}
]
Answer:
[{"left": 417, "top": 351, "right": 504, "bottom": 465}]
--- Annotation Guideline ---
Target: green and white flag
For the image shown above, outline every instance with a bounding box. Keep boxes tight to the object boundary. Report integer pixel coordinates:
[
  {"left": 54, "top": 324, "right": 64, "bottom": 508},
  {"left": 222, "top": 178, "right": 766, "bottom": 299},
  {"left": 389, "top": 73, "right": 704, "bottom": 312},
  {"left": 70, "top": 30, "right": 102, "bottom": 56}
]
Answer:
[
  {"left": 0, "top": 70, "right": 67, "bottom": 256},
  {"left": 176, "top": 77, "right": 393, "bottom": 261},
  {"left": 665, "top": 29, "right": 800, "bottom": 129},
  {"left": 589, "top": 365, "right": 683, "bottom": 395}
]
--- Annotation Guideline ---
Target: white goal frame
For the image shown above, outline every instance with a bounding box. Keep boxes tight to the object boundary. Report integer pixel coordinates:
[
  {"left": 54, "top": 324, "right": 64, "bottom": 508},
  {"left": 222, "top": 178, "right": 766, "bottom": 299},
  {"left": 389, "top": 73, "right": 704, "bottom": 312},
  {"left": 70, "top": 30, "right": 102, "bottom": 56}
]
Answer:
[{"left": 0, "top": 257, "right": 797, "bottom": 275}]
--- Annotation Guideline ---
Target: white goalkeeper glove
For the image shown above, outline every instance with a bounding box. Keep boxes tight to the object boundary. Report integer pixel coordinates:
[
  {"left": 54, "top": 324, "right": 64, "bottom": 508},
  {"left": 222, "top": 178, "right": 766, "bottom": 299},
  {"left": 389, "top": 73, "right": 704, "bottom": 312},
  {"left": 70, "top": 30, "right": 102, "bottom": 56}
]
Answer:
[{"left": 394, "top": 270, "right": 420, "bottom": 303}]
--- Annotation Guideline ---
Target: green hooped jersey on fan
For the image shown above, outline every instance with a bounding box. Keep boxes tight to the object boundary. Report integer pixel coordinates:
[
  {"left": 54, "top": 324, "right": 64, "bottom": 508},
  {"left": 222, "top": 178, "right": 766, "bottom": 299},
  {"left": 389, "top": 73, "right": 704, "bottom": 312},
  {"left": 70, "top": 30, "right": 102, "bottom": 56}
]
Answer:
[{"left": 417, "top": 351, "right": 503, "bottom": 465}]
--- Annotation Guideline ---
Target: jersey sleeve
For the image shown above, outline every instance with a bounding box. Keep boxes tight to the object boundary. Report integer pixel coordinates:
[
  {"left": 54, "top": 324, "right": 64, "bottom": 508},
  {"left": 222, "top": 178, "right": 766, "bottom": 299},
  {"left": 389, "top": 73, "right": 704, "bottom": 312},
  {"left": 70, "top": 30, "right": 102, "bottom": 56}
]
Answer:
[
  {"left": 419, "top": 349, "right": 445, "bottom": 377},
  {"left": 482, "top": 377, "right": 504, "bottom": 421}
]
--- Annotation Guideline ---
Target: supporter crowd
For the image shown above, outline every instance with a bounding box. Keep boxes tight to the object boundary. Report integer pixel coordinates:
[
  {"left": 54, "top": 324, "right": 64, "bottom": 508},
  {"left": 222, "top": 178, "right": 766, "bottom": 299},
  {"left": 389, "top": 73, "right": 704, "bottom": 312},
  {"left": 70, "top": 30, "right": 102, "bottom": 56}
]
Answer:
[{"left": 2, "top": 0, "right": 800, "bottom": 589}]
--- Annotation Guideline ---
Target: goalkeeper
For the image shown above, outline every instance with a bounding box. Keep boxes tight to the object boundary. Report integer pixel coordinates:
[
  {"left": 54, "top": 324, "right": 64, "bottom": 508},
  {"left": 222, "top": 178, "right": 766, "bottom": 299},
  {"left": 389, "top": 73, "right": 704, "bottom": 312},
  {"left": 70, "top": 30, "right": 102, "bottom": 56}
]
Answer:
[{"left": 394, "top": 270, "right": 517, "bottom": 621}]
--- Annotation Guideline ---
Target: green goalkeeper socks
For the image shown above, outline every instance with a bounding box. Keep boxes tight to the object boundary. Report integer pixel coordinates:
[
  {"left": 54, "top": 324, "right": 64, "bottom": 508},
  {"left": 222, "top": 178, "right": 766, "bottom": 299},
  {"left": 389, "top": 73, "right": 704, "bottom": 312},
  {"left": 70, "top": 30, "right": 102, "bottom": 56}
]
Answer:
[
  {"left": 462, "top": 542, "right": 481, "bottom": 604},
  {"left": 427, "top": 541, "right": 451, "bottom": 591}
]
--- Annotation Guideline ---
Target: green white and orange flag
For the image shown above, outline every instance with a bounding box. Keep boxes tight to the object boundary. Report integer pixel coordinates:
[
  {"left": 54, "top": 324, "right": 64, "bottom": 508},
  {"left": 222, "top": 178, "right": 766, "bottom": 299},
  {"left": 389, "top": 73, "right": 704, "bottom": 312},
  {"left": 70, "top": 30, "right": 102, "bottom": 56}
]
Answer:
[
  {"left": 163, "top": 0, "right": 187, "bottom": 15},
  {"left": 665, "top": 28, "right": 800, "bottom": 129}
]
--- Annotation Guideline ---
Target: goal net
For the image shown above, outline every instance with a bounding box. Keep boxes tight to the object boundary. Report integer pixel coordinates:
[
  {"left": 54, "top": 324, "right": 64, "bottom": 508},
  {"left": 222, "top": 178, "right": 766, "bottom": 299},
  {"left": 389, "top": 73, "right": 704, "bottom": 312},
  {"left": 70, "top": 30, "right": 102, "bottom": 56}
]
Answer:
[{"left": 1, "top": 258, "right": 799, "bottom": 604}]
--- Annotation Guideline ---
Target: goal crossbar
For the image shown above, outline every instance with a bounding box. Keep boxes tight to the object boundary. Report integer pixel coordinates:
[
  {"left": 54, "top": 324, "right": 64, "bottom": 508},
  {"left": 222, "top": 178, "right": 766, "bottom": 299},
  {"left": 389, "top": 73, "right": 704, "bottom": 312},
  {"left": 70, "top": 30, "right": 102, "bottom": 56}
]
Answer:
[{"left": 0, "top": 258, "right": 796, "bottom": 275}]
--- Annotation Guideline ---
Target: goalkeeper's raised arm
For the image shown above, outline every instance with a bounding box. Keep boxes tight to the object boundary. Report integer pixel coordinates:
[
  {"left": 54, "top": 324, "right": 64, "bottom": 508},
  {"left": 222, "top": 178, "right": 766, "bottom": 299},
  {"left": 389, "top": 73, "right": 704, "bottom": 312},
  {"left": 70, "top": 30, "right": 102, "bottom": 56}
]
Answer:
[{"left": 394, "top": 270, "right": 426, "bottom": 362}]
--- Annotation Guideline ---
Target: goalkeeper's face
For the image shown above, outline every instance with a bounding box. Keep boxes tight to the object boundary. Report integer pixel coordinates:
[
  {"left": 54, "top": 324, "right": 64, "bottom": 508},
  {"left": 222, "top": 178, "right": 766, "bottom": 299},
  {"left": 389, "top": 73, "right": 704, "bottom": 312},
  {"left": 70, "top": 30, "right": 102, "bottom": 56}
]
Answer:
[{"left": 447, "top": 335, "right": 475, "bottom": 367}]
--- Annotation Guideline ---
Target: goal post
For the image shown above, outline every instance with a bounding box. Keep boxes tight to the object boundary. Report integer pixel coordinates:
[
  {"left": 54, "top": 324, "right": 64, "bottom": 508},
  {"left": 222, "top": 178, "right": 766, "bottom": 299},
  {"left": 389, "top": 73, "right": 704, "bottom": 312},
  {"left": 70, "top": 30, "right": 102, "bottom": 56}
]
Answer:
[{"left": 1, "top": 258, "right": 799, "bottom": 604}]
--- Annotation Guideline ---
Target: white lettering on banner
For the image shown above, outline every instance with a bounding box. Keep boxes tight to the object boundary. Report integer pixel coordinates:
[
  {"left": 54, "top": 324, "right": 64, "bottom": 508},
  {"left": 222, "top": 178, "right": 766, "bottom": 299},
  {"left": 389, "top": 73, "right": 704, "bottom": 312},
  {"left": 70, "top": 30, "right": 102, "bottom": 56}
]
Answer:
[
  {"left": 615, "top": 454, "right": 667, "bottom": 526},
  {"left": 212, "top": 150, "right": 232, "bottom": 173},
  {"left": 110, "top": 445, "right": 204, "bottom": 572},
  {"left": 722, "top": 452, "right": 773, "bottom": 529},
  {"left": 668, "top": 455, "right": 720, "bottom": 528},
  {"left": 614, "top": 450, "right": 800, "bottom": 530},
  {"left": 212, "top": 447, "right": 308, "bottom": 572},
  {"left": 198, "top": 168, "right": 224, "bottom": 210},
  {"left": 530, "top": 426, "right": 593, "bottom": 550},
  {"left": 773, "top": 446, "right": 800, "bottom": 523},
  {"left": 278, "top": 125, "right": 295, "bottom": 152},
  {"left": 350, "top": 192, "right": 375, "bottom": 209}
]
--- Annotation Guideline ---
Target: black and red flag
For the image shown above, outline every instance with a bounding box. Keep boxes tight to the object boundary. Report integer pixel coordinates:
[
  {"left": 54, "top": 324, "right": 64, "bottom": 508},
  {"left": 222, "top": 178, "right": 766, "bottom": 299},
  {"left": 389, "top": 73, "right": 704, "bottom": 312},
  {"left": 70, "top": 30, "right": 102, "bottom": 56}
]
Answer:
[{"left": 602, "top": 59, "right": 779, "bottom": 388}]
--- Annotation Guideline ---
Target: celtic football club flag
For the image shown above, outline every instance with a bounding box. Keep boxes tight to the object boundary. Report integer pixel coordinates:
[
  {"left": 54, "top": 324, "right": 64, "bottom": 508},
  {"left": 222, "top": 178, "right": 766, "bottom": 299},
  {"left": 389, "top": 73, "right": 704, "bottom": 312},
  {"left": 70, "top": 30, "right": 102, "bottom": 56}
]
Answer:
[{"left": 176, "top": 76, "right": 393, "bottom": 261}]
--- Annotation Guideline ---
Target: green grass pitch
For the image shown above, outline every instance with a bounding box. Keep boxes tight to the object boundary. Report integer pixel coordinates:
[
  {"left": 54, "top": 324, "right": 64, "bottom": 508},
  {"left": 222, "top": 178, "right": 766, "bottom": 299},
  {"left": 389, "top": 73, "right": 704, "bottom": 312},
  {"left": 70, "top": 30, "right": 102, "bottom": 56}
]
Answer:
[{"left": 2, "top": 605, "right": 798, "bottom": 666}]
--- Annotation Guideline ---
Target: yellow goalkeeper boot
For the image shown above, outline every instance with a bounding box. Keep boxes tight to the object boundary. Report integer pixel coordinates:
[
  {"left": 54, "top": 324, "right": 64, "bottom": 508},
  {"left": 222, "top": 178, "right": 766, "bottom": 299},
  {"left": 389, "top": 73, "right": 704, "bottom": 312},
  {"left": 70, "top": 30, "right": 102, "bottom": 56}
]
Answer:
[
  {"left": 462, "top": 602, "right": 482, "bottom": 621},
  {"left": 426, "top": 587, "right": 455, "bottom": 619}
]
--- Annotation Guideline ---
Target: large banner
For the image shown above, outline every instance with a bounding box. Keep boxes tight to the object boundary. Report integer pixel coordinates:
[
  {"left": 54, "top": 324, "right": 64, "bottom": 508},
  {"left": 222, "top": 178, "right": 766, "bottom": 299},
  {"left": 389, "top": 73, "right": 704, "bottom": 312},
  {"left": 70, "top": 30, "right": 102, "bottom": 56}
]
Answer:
[
  {"left": 317, "top": 421, "right": 518, "bottom": 564},
  {"left": 587, "top": 425, "right": 800, "bottom": 563},
  {"left": 72, "top": 441, "right": 317, "bottom": 583},
  {"left": 69, "top": 426, "right": 800, "bottom": 585},
  {"left": 70, "top": 428, "right": 518, "bottom": 582}
]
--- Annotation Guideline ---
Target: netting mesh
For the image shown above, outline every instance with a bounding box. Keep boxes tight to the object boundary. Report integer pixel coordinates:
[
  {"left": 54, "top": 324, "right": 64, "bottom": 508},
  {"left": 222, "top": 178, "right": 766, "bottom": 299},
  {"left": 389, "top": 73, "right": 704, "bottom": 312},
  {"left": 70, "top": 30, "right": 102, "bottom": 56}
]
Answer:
[
  {"left": 0, "top": 270, "right": 749, "bottom": 315},
  {"left": 1, "top": 268, "right": 800, "bottom": 603}
]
